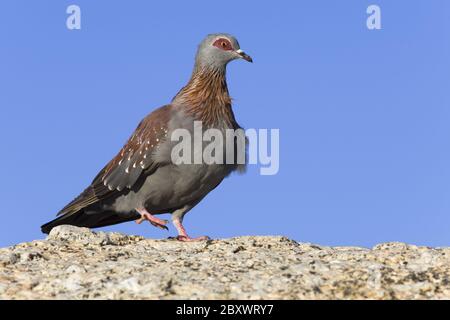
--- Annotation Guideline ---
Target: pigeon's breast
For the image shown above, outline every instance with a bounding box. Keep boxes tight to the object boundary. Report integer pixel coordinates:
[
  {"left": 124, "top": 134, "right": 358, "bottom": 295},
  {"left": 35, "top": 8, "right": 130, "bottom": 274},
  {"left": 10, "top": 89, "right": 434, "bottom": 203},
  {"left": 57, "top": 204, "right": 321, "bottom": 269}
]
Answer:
[
  {"left": 111, "top": 162, "right": 233, "bottom": 213},
  {"left": 110, "top": 108, "right": 244, "bottom": 213},
  {"left": 149, "top": 162, "right": 233, "bottom": 208}
]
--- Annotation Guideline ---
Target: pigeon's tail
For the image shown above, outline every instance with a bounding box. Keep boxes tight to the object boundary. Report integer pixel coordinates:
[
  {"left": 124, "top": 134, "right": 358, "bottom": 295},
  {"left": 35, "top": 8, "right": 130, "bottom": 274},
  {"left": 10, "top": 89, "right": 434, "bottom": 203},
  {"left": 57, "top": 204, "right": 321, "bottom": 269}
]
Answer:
[{"left": 40, "top": 209, "right": 140, "bottom": 234}]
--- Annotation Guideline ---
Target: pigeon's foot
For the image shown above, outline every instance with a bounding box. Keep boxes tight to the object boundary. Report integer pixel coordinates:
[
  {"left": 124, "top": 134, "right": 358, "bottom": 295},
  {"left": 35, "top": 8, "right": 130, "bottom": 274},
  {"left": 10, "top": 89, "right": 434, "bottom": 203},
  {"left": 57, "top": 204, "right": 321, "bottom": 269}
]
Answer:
[
  {"left": 135, "top": 208, "right": 168, "bottom": 230},
  {"left": 172, "top": 218, "right": 210, "bottom": 242},
  {"left": 174, "top": 235, "right": 210, "bottom": 242}
]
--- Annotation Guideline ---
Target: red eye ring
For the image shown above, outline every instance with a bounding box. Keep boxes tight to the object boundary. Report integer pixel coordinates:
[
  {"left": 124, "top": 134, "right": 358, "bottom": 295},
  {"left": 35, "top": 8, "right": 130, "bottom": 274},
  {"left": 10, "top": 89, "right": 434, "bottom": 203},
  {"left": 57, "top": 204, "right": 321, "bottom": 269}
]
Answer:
[{"left": 213, "top": 38, "right": 233, "bottom": 51}]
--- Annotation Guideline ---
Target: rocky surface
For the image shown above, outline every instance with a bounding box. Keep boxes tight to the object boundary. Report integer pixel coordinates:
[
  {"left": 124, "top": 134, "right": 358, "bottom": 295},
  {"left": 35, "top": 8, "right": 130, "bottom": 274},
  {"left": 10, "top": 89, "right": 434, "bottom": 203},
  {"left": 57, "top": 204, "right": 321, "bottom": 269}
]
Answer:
[{"left": 0, "top": 225, "right": 449, "bottom": 299}]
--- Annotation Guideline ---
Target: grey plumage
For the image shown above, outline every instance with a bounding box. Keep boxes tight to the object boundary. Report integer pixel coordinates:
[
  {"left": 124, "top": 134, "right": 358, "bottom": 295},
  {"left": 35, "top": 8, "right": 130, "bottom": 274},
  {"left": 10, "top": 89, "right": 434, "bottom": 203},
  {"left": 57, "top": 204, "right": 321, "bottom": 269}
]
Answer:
[{"left": 41, "top": 33, "right": 252, "bottom": 240}]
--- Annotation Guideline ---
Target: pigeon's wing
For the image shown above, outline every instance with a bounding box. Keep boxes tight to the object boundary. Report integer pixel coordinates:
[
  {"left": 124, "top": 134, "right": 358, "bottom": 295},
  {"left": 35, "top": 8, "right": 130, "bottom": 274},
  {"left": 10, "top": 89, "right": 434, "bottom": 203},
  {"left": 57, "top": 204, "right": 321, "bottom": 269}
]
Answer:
[
  {"left": 56, "top": 104, "right": 173, "bottom": 217},
  {"left": 99, "top": 105, "right": 172, "bottom": 192}
]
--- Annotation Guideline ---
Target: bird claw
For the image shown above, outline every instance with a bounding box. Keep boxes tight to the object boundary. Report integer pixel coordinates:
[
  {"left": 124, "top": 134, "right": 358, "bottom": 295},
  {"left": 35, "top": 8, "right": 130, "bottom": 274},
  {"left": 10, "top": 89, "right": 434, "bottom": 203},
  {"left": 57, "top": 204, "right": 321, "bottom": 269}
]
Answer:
[
  {"left": 170, "top": 235, "right": 210, "bottom": 242},
  {"left": 151, "top": 220, "right": 169, "bottom": 230},
  {"left": 135, "top": 211, "right": 169, "bottom": 230}
]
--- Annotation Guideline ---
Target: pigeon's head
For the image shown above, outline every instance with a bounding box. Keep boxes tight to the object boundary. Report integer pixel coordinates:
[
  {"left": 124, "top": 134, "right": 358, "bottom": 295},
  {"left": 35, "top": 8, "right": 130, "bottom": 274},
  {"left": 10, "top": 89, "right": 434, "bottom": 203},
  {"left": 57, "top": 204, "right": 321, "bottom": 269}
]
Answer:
[{"left": 195, "top": 33, "right": 252, "bottom": 69}]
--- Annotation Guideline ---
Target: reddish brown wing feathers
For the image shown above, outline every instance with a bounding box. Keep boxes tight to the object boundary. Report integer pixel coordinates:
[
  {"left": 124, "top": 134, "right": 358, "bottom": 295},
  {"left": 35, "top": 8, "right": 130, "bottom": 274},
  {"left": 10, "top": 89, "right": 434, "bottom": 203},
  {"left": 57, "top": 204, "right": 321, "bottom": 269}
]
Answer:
[
  {"left": 56, "top": 105, "right": 172, "bottom": 217},
  {"left": 100, "top": 105, "right": 171, "bottom": 191}
]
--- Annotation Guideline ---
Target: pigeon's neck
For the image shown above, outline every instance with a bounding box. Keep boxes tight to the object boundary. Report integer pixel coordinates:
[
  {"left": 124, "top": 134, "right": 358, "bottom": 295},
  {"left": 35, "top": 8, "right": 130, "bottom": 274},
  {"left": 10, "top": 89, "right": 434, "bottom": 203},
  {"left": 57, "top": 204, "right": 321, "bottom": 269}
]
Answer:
[{"left": 173, "top": 64, "right": 236, "bottom": 127}]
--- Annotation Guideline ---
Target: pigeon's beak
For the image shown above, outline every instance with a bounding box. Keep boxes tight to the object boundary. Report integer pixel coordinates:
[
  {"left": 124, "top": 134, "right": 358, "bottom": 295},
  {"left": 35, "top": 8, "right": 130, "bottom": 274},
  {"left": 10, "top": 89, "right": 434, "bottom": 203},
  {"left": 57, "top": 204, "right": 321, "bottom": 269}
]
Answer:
[{"left": 236, "top": 49, "right": 253, "bottom": 63}]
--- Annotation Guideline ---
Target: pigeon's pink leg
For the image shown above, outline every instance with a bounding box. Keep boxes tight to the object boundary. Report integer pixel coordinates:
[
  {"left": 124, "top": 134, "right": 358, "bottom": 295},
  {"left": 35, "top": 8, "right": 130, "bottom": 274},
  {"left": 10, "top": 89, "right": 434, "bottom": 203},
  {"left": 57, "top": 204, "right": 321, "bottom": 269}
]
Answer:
[
  {"left": 172, "top": 218, "right": 210, "bottom": 242},
  {"left": 135, "top": 208, "right": 168, "bottom": 230}
]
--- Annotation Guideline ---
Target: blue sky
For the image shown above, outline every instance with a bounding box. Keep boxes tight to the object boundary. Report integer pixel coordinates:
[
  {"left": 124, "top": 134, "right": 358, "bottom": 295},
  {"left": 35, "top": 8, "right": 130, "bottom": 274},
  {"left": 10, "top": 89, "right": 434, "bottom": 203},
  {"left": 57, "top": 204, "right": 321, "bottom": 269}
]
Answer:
[{"left": 1, "top": 1, "right": 449, "bottom": 248}]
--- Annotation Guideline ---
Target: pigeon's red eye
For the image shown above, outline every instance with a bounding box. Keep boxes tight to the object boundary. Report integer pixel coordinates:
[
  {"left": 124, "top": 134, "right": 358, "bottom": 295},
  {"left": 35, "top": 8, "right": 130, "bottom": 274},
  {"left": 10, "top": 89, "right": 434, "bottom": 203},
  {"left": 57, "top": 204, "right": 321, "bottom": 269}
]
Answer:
[{"left": 213, "top": 38, "right": 233, "bottom": 51}]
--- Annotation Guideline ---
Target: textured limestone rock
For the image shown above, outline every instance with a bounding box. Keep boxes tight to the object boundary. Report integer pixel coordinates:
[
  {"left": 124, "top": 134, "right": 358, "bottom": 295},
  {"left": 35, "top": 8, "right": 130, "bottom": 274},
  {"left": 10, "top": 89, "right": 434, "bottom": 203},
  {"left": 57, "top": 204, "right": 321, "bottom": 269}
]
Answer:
[{"left": 0, "top": 225, "right": 449, "bottom": 299}]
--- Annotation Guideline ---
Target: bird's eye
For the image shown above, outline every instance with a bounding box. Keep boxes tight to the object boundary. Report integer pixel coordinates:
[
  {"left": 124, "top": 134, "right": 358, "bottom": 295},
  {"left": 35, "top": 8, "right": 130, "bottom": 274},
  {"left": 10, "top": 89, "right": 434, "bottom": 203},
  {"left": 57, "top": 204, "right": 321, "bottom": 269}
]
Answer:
[{"left": 213, "top": 38, "right": 232, "bottom": 51}]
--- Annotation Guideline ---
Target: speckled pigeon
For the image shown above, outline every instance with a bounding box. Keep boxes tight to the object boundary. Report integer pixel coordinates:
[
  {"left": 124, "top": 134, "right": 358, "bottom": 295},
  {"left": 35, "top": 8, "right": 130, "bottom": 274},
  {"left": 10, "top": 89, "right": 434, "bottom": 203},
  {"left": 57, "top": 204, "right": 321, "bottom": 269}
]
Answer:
[{"left": 41, "top": 33, "right": 252, "bottom": 241}]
